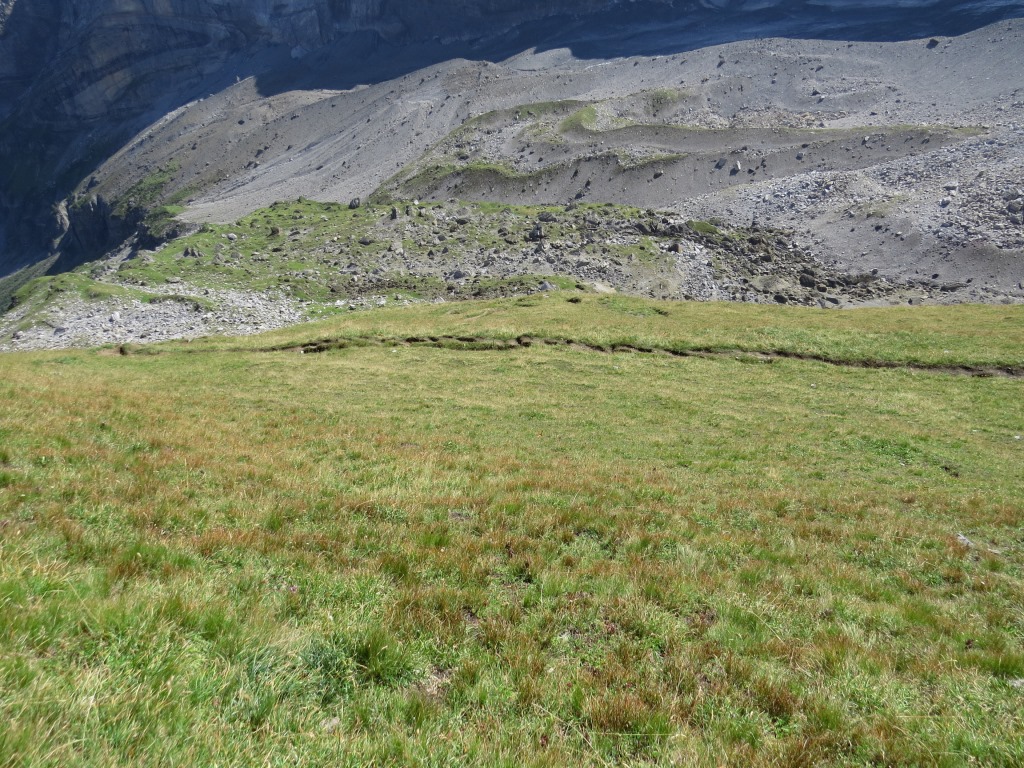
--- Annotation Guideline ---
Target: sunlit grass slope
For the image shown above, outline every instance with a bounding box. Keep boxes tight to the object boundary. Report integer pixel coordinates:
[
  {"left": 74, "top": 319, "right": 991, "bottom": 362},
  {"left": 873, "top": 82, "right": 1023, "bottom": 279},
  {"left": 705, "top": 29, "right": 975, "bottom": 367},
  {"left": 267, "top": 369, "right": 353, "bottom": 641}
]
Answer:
[{"left": 1, "top": 299, "right": 1022, "bottom": 766}]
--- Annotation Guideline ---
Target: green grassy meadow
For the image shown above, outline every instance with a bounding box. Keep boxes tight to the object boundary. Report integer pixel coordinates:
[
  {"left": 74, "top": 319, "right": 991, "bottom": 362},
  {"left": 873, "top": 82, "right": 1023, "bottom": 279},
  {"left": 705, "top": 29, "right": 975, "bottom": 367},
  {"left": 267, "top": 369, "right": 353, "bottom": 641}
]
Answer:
[{"left": 1, "top": 298, "right": 1023, "bottom": 766}]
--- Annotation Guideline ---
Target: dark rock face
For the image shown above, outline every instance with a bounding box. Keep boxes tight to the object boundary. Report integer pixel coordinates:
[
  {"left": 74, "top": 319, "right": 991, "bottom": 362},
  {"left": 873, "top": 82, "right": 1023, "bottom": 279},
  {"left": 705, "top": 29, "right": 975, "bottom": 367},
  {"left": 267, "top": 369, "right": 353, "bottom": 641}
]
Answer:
[
  {"left": 0, "top": 1, "right": 653, "bottom": 124},
  {"left": 3, "top": 1, "right": 314, "bottom": 124}
]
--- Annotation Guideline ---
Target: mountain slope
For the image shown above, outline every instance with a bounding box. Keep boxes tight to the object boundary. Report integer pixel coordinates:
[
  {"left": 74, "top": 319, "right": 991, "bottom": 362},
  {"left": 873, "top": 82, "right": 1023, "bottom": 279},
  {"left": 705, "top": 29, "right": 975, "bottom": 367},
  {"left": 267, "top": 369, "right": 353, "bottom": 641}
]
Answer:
[
  {"left": 2, "top": 0, "right": 1023, "bottom": 277},
  {"left": 1, "top": 2, "right": 1023, "bottom": 345}
]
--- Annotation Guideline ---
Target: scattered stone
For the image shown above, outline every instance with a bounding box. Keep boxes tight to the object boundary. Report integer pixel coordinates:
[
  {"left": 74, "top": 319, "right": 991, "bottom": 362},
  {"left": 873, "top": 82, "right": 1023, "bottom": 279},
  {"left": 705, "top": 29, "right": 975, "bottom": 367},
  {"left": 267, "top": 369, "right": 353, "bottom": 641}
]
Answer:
[{"left": 349, "top": 198, "right": 361, "bottom": 209}]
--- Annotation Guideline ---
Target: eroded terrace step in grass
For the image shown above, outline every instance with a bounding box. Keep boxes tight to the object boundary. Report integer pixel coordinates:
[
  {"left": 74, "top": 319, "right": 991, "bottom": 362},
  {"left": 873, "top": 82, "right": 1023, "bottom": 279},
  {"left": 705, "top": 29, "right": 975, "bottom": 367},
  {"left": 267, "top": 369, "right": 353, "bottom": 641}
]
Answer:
[
  {"left": 242, "top": 332, "right": 1022, "bottom": 378},
  {"left": 169, "top": 295, "right": 1024, "bottom": 371}
]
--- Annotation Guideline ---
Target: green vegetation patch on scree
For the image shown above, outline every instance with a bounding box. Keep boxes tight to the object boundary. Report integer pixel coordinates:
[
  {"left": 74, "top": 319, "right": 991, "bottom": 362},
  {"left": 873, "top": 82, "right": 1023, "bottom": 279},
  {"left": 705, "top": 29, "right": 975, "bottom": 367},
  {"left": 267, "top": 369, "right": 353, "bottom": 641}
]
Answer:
[{"left": 0, "top": 299, "right": 1022, "bottom": 766}]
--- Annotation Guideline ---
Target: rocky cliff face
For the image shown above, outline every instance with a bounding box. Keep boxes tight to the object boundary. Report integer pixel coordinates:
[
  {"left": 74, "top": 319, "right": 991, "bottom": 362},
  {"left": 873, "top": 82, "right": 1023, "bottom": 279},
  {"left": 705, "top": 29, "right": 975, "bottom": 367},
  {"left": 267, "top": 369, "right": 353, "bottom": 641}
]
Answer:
[{"left": 0, "top": 0, "right": 655, "bottom": 124}]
